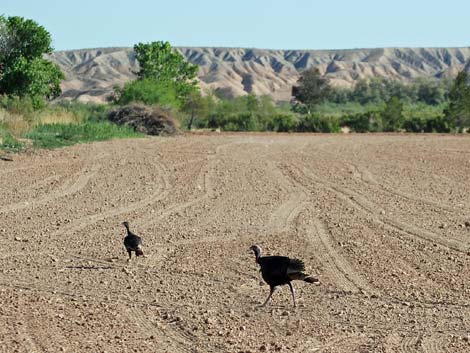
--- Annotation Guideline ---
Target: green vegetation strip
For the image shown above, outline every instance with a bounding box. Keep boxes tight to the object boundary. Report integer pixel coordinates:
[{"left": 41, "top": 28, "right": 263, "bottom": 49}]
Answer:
[{"left": 25, "top": 121, "right": 143, "bottom": 149}]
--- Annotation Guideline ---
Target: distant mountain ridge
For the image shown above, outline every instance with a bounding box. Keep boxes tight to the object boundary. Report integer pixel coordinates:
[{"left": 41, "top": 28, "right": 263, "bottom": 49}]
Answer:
[{"left": 47, "top": 46, "right": 470, "bottom": 103}]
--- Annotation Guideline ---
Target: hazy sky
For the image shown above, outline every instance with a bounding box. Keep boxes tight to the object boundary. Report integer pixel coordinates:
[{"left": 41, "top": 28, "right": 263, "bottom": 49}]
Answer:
[{"left": 2, "top": 0, "right": 469, "bottom": 51}]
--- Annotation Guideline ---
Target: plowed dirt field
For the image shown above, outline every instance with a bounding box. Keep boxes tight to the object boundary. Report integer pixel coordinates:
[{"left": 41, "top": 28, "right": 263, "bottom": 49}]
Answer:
[{"left": 1, "top": 133, "right": 469, "bottom": 352}]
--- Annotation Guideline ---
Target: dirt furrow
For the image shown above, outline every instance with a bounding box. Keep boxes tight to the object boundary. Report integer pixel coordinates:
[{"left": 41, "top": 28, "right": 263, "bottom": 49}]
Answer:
[
  {"left": 294, "top": 163, "right": 469, "bottom": 253},
  {"left": 0, "top": 162, "right": 101, "bottom": 214},
  {"left": 2, "top": 134, "right": 469, "bottom": 353},
  {"left": 304, "top": 218, "right": 375, "bottom": 294}
]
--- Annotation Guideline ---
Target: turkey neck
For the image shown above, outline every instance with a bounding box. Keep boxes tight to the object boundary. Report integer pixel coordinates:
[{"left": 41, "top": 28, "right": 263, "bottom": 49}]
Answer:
[{"left": 254, "top": 248, "right": 261, "bottom": 263}]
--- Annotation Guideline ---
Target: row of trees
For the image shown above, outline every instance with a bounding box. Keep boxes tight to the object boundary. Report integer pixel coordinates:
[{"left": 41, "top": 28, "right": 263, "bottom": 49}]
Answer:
[
  {"left": 331, "top": 77, "right": 451, "bottom": 106},
  {"left": 292, "top": 67, "right": 470, "bottom": 131},
  {"left": 2, "top": 15, "right": 470, "bottom": 134}
]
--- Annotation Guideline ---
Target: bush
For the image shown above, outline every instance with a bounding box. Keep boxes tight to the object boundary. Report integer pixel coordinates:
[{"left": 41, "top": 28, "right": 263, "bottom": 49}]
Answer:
[
  {"left": 403, "top": 116, "right": 452, "bottom": 133},
  {"left": 341, "top": 111, "right": 383, "bottom": 132},
  {"left": 208, "top": 112, "right": 257, "bottom": 131},
  {"left": 267, "top": 113, "right": 298, "bottom": 132},
  {"left": 112, "top": 79, "right": 181, "bottom": 109},
  {"left": 342, "top": 113, "right": 371, "bottom": 132},
  {"left": 296, "top": 114, "right": 340, "bottom": 133}
]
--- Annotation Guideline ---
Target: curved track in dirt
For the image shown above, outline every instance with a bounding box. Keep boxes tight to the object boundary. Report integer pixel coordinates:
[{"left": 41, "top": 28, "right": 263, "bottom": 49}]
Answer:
[{"left": 0, "top": 134, "right": 469, "bottom": 352}]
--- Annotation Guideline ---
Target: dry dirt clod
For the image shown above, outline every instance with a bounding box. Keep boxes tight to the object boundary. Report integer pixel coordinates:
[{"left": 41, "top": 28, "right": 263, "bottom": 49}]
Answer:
[{"left": 0, "top": 155, "right": 13, "bottom": 161}]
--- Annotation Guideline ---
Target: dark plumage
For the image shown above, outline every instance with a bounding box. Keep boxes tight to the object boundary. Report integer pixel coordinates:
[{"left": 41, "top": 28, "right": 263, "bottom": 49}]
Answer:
[
  {"left": 250, "top": 244, "right": 319, "bottom": 307},
  {"left": 122, "top": 221, "right": 143, "bottom": 260}
]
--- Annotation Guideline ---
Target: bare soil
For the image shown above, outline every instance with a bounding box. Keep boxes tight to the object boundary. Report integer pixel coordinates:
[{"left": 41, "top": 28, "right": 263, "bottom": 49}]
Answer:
[{"left": 0, "top": 133, "right": 469, "bottom": 353}]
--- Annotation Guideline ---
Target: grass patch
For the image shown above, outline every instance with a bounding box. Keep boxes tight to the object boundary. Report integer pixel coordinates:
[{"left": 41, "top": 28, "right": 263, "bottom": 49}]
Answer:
[
  {"left": 0, "top": 127, "right": 24, "bottom": 152},
  {"left": 25, "top": 121, "right": 143, "bottom": 148},
  {"left": 35, "top": 107, "right": 84, "bottom": 125},
  {"left": 0, "top": 100, "right": 141, "bottom": 150},
  {"left": 0, "top": 109, "right": 31, "bottom": 136}
]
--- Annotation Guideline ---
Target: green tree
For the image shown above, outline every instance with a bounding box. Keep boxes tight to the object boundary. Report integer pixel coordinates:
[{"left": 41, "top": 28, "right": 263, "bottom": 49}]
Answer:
[
  {"left": 0, "top": 16, "right": 64, "bottom": 104},
  {"left": 382, "top": 96, "right": 404, "bottom": 132},
  {"left": 292, "top": 68, "right": 332, "bottom": 113},
  {"left": 414, "top": 78, "right": 446, "bottom": 105},
  {"left": 182, "top": 91, "right": 216, "bottom": 130},
  {"left": 133, "top": 41, "right": 198, "bottom": 99},
  {"left": 444, "top": 71, "right": 470, "bottom": 129}
]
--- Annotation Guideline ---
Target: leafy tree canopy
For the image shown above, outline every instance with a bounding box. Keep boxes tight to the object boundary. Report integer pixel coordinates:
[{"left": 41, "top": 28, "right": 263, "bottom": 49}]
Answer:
[
  {"left": 444, "top": 71, "right": 470, "bottom": 129},
  {"left": 382, "top": 96, "right": 404, "bottom": 132},
  {"left": 0, "top": 15, "right": 64, "bottom": 104},
  {"left": 292, "top": 68, "right": 332, "bottom": 111},
  {"left": 133, "top": 41, "right": 198, "bottom": 100}
]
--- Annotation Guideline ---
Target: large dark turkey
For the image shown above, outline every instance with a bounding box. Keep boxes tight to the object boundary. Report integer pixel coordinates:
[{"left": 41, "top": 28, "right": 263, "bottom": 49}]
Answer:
[{"left": 250, "top": 244, "right": 319, "bottom": 307}]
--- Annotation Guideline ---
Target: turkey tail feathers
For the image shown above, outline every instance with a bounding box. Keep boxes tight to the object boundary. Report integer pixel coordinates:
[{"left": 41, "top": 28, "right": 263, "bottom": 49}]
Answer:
[
  {"left": 289, "top": 272, "right": 320, "bottom": 284},
  {"left": 287, "top": 258, "right": 305, "bottom": 272}
]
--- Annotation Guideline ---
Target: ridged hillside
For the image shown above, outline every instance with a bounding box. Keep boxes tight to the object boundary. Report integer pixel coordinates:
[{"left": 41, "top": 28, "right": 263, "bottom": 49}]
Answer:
[{"left": 48, "top": 46, "right": 470, "bottom": 103}]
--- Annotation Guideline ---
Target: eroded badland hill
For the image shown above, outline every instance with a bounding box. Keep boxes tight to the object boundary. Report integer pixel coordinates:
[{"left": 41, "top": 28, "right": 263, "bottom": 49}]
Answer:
[{"left": 49, "top": 46, "right": 470, "bottom": 103}]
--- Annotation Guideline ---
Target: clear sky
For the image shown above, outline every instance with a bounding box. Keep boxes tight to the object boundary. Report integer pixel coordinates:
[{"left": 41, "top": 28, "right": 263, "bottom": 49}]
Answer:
[{"left": 2, "top": 0, "right": 469, "bottom": 51}]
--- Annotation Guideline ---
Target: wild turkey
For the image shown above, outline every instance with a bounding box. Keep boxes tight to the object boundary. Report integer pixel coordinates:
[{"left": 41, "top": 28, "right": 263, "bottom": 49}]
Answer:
[
  {"left": 249, "top": 244, "right": 319, "bottom": 307},
  {"left": 122, "top": 221, "right": 143, "bottom": 260}
]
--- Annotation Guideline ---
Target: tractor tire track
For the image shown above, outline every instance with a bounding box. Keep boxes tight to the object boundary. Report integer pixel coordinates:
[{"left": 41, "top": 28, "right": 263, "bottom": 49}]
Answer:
[
  {"left": 304, "top": 218, "right": 375, "bottom": 294},
  {"left": 49, "top": 159, "right": 171, "bottom": 239},
  {"left": 276, "top": 162, "right": 376, "bottom": 295},
  {"left": 0, "top": 162, "right": 101, "bottom": 214},
  {"left": 351, "top": 163, "right": 467, "bottom": 214},
  {"left": 422, "top": 335, "right": 443, "bottom": 353},
  {"left": 292, "top": 163, "right": 469, "bottom": 253},
  {"left": 267, "top": 192, "right": 308, "bottom": 233},
  {"left": 316, "top": 144, "right": 470, "bottom": 215},
  {"left": 121, "top": 305, "right": 193, "bottom": 353}
]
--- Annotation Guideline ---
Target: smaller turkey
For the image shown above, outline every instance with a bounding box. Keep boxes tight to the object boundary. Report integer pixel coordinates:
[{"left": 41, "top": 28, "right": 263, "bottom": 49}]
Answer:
[
  {"left": 122, "top": 221, "right": 143, "bottom": 260},
  {"left": 250, "top": 244, "right": 319, "bottom": 307}
]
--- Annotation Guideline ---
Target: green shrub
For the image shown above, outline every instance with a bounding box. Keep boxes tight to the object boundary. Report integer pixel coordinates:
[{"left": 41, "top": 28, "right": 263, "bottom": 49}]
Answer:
[
  {"left": 403, "top": 116, "right": 452, "bottom": 133},
  {"left": 342, "top": 113, "right": 371, "bottom": 132},
  {"left": 266, "top": 113, "right": 297, "bottom": 132},
  {"left": 341, "top": 111, "right": 383, "bottom": 132},
  {"left": 296, "top": 114, "right": 340, "bottom": 133},
  {"left": 208, "top": 112, "right": 258, "bottom": 131},
  {"left": 112, "top": 79, "right": 181, "bottom": 109},
  {"left": 403, "top": 116, "right": 426, "bottom": 132}
]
